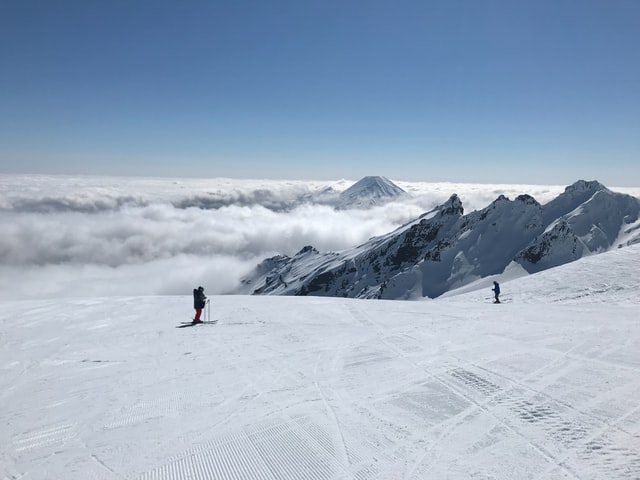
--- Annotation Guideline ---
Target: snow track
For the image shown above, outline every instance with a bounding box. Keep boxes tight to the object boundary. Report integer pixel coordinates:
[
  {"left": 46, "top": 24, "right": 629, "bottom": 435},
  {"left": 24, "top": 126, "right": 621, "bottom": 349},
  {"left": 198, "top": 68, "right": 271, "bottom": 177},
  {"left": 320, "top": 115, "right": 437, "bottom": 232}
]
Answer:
[{"left": 138, "top": 416, "right": 351, "bottom": 480}]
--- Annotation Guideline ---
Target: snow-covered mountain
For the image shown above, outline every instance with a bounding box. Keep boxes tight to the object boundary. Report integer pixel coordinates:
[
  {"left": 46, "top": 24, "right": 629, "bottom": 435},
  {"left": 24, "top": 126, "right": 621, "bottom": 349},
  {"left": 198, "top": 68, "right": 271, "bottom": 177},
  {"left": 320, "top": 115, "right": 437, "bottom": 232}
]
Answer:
[
  {"left": 240, "top": 180, "right": 640, "bottom": 299},
  {"left": 335, "top": 176, "right": 406, "bottom": 209},
  {"left": 517, "top": 180, "right": 640, "bottom": 272}
]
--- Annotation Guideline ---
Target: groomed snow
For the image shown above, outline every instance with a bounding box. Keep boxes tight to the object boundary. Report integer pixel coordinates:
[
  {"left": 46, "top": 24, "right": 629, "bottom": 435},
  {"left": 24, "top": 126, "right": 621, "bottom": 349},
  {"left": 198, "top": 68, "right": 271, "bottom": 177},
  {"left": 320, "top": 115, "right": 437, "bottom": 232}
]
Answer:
[{"left": 2, "top": 245, "right": 639, "bottom": 479}]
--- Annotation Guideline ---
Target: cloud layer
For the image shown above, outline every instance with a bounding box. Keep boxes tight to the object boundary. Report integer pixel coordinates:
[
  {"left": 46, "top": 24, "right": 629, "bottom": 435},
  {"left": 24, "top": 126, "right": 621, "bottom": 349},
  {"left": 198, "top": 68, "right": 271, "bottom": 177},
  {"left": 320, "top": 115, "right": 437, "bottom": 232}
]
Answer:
[{"left": 2, "top": 175, "right": 636, "bottom": 300}]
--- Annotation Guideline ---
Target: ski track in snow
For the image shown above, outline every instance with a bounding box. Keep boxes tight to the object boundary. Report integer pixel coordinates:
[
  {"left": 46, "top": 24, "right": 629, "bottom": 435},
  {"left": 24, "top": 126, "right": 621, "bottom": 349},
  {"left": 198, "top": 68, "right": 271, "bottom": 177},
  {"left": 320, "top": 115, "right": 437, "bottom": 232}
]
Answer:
[{"left": 1, "top": 246, "right": 640, "bottom": 479}]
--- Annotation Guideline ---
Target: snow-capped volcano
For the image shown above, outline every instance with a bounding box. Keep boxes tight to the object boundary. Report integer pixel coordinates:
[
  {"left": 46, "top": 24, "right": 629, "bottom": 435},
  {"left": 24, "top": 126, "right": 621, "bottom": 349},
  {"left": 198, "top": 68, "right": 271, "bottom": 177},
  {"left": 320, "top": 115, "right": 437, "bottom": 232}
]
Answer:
[
  {"left": 336, "top": 176, "right": 406, "bottom": 209},
  {"left": 240, "top": 180, "right": 640, "bottom": 299}
]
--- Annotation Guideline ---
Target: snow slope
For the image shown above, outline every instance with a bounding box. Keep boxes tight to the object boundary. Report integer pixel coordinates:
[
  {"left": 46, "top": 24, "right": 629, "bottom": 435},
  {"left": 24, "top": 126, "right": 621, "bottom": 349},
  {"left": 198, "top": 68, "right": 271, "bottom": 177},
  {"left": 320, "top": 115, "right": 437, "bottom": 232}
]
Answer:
[{"left": 1, "top": 245, "right": 639, "bottom": 479}]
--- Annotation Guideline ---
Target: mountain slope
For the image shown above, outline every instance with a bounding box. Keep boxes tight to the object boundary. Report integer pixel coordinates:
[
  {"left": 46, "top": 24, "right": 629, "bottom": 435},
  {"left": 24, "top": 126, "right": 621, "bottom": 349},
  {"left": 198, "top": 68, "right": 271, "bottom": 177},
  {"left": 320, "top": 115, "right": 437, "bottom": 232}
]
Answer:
[
  {"left": 2, "top": 246, "right": 639, "bottom": 479},
  {"left": 241, "top": 180, "right": 640, "bottom": 299}
]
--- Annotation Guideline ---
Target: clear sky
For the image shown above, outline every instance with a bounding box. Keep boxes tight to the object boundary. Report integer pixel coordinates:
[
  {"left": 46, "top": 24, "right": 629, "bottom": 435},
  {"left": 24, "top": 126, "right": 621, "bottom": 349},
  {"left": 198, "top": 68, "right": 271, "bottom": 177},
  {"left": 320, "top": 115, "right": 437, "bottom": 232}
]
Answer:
[{"left": 1, "top": 0, "right": 639, "bottom": 185}]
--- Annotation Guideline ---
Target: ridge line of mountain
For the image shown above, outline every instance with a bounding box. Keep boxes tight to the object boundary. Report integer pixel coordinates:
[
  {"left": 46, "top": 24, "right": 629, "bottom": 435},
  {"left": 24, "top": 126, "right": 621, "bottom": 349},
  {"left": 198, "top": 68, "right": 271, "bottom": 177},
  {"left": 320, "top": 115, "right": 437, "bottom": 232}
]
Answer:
[{"left": 239, "top": 180, "right": 640, "bottom": 300}]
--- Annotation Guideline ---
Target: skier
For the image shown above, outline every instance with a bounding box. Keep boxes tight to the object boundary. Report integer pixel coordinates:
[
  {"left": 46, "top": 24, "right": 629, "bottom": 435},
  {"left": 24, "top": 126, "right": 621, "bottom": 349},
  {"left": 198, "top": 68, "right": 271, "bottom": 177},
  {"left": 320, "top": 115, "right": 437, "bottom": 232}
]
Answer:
[
  {"left": 193, "top": 286, "right": 207, "bottom": 323},
  {"left": 492, "top": 281, "right": 501, "bottom": 304}
]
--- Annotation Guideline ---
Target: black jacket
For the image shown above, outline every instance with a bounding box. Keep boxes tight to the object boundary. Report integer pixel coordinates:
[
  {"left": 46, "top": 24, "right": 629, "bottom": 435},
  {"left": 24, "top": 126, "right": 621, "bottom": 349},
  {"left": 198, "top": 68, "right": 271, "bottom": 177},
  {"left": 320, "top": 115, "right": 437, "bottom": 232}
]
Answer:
[{"left": 193, "top": 289, "right": 206, "bottom": 309}]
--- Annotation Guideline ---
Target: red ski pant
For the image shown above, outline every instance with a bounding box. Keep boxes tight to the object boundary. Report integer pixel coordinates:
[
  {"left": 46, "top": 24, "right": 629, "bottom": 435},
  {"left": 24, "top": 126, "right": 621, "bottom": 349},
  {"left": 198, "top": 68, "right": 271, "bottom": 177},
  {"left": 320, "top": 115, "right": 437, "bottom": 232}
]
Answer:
[{"left": 194, "top": 308, "right": 202, "bottom": 321}]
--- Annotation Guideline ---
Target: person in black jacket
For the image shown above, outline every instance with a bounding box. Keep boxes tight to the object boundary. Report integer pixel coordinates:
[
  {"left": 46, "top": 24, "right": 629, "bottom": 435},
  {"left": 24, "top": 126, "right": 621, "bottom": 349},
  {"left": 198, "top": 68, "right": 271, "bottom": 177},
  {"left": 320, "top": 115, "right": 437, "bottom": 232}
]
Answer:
[
  {"left": 492, "top": 281, "right": 501, "bottom": 304},
  {"left": 193, "top": 286, "right": 207, "bottom": 323}
]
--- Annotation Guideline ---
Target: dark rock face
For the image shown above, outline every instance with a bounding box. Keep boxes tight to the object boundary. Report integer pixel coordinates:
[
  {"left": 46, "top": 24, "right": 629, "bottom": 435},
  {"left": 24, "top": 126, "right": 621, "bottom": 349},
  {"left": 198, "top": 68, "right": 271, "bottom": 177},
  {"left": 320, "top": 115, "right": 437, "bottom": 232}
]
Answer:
[{"left": 515, "top": 221, "right": 584, "bottom": 273}]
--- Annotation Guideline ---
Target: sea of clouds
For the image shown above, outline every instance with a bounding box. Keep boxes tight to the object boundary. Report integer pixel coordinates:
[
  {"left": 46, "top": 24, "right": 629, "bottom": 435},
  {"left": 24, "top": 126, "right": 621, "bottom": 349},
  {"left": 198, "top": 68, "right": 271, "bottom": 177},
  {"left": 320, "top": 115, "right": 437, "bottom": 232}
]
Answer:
[{"left": 2, "top": 174, "right": 637, "bottom": 301}]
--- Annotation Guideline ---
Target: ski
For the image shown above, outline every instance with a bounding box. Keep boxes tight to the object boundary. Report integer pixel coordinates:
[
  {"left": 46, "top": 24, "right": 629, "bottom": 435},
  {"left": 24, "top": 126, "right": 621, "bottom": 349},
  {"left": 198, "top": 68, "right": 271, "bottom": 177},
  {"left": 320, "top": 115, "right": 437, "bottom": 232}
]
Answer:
[{"left": 176, "top": 320, "right": 217, "bottom": 328}]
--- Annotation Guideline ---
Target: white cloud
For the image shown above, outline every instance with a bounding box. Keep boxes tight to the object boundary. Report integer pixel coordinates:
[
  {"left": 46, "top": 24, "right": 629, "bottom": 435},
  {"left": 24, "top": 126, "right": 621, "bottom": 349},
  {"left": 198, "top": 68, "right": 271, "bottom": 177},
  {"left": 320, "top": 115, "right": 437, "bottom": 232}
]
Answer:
[
  {"left": 0, "top": 254, "right": 257, "bottom": 300},
  {"left": 1, "top": 174, "right": 637, "bottom": 300}
]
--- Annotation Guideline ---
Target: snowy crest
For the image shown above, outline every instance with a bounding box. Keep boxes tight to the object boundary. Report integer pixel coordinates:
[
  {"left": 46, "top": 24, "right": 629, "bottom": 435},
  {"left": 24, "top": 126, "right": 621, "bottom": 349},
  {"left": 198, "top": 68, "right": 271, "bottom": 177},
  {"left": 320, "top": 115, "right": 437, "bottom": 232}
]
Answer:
[
  {"left": 241, "top": 180, "right": 640, "bottom": 299},
  {"left": 517, "top": 181, "right": 640, "bottom": 273}
]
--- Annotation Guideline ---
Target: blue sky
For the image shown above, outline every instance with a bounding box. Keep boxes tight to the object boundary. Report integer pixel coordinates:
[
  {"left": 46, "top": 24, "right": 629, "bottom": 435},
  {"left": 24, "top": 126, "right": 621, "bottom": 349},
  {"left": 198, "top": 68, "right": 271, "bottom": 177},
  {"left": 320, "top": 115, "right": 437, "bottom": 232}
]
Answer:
[{"left": 1, "top": 0, "right": 639, "bottom": 185}]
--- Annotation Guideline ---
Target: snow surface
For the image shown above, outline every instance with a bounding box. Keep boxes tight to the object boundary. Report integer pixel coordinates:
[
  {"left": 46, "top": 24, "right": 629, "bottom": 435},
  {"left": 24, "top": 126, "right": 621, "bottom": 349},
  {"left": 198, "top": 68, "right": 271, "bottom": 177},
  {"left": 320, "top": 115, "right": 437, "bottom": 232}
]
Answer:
[{"left": 2, "top": 245, "right": 640, "bottom": 479}]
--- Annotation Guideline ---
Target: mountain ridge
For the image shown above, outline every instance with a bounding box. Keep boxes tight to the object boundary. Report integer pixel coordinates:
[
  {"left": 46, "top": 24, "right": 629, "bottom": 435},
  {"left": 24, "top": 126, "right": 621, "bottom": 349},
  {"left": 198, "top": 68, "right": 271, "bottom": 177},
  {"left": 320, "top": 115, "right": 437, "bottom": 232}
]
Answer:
[{"left": 239, "top": 180, "right": 640, "bottom": 299}]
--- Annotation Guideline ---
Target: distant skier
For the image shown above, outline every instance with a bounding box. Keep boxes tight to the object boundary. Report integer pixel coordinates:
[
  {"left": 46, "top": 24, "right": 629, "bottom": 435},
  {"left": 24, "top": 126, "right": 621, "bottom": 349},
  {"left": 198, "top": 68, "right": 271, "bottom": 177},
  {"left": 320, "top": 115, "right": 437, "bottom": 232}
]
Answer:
[
  {"left": 193, "top": 286, "right": 207, "bottom": 323},
  {"left": 492, "top": 281, "right": 501, "bottom": 304}
]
